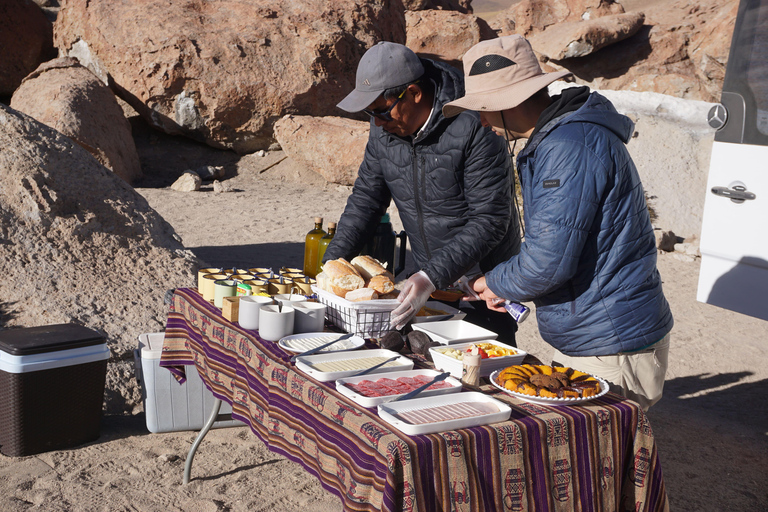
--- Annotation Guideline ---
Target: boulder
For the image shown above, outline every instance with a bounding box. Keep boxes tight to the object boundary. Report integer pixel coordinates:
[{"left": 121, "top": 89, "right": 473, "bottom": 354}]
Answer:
[
  {"left": 0, "top": 0, "right": 56, "bottom": 96},
  {"left": 54, "top": 0, "right": 408, "bottom": 154},
  {"left": 513, "top": 0, "right": 739, "bottom": 103},
  {"left": 0, "top": 103, "right": 200, "bottom": 413},
  {"left": 273, "top": 115, "right": 368, "bottom": 186},
  {"left": 528, "top": 12, "right": 645, "bottom": 60},
  {"left": 10, "top": 58, "right": 143, "bottom": 184},
  {"left": 402, "top": 0, "right": 472, "bottom": 13},
  {"left": 490, "top": 0, "right": 625, "bottom": 37},
  {"left": 171, "top": 172, "right": 202, "bottom": 192},
  {"left": 406, "top": 9, "right": 497, "bottom": 67}
]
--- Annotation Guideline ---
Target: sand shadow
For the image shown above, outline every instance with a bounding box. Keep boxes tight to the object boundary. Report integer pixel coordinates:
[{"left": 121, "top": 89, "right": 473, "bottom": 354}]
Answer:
[{"left": 652, "top": 372, "right": 768, "bottom": 435}]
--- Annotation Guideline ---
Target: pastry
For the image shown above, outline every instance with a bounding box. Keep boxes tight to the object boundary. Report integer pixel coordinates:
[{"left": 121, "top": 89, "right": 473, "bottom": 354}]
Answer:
[{"left": 496, "top": 364, "right": 601, "bottom": 399}]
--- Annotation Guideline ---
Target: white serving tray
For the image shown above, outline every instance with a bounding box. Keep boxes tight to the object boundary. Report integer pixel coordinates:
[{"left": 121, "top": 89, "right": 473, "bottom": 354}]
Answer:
[
  {"left": 411, "top": 319, "right": 498, "bottom": 345},
  {"left": 278, "top": 332, "right": 365, "bottom": 354},
  {"left": 411, "top": 301, "right": 467, "bottom": 323},
  {"left": 377, "top": 391, "right": 511, "bottom": 436},
  {"left": 335, "top": 369, "right": 462, "bottom": 408},
  {"left": 429, "top": 341, "right": 527, "bottom": 378},
  {"left": 294, "top": 349, "right": 413, "bottom": 382},
  {"left": 489, "top": 369, "right": 610, "bottom": 406}
]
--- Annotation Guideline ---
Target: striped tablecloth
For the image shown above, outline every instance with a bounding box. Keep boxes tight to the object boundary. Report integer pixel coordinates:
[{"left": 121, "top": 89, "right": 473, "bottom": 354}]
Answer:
[{"left": 160, "top": 288, "right": 669, "bottom": 512}]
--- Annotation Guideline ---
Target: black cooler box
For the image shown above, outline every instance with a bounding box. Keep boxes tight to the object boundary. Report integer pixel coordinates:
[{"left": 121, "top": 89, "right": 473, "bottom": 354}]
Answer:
[{"left": 0, "top": 324, "right": 110, "bottom": 457}]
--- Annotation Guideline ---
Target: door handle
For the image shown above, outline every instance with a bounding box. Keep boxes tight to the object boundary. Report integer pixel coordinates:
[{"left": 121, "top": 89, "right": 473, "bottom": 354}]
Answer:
[{"left": 711, "top": 185, "right": 756, "bottom": 203}]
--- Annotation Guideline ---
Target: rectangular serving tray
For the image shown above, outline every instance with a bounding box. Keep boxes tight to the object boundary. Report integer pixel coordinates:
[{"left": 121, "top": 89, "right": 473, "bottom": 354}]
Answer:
[
  {"left": 294, "top": 349, "right": 413, "bottom": 382},
  {"left": 377, "top": 391, "right": 511, "bottom": 436},
  {"left": 429, "top": 341, "right": 527, "bottom": 378},
  {"left": 336, "top": 369, "right": 462, "bottom": 408}
]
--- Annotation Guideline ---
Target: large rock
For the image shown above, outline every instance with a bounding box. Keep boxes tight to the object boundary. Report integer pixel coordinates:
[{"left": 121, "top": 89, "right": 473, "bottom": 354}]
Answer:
[
  {"left": 273, "top": 115, "right": 368, "bottom": 186},
  {"left": 528, "top": 11, "right": 644, "bottom": 60},
  {"left": 491, "top": 0, "right": 739, "bottom": 103},
  {"left": 10, "top": 58, "right": 143, "bottom": 184},
  {"left": 406, "top": 9, "right": 497, "bottom": 67},
  {"left": 54, "top": 0, "right": 408, "bottom": 154},
  {"left": 0, "top": 103, "right": 200, "bottom": 413},
  {"left": 490, "top": 0, "right": 625, "bottom": 37},
  {"left": 0, "top": 0, "right": 56, "bottom": 96},
  {"left": 403, "top": 0, "right": 472, "bottom": 13}
]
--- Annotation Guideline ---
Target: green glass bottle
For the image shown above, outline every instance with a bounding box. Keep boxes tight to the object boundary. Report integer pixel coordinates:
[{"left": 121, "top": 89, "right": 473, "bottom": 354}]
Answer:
[
  {"left": 303, "top": 217, "right": 326, "bottom": 278},
  {"left": 315, "top": 222, "right": 336, "bottom": 276}
]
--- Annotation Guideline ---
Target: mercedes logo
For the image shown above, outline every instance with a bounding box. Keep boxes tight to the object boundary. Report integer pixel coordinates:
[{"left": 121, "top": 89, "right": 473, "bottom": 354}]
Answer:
[{"left": 707, "top": 104, "right": 728, "bottom": 130}]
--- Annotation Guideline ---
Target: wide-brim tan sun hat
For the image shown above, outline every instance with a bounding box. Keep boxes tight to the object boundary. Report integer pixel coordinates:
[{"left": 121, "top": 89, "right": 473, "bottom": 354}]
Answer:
[{"left": 443, "top": 35, "right": 572, "bottom": 118}]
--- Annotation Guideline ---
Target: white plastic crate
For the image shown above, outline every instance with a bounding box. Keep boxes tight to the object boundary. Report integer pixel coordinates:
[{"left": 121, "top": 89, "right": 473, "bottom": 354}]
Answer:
[
  {"left": 312, "top": 286, "right": 399, "bottom": 338},
  {"left": 134, "top": 333, "right": 244, "bottom": 433}
]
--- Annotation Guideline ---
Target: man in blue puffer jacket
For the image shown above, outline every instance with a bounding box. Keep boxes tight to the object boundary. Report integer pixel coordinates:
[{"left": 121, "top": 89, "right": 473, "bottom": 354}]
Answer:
[
  {"left": 324, "top": 42, "right": 522, "bottom": 342},
  {"left": 444, "top": 35, "right": 673, "bottom": 410}
]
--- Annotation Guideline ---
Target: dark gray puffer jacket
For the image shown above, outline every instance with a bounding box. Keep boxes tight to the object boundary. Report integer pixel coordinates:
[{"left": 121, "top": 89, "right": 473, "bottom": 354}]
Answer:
[{"left": 324, "top": 59, "right": 521, "bottom": 289}]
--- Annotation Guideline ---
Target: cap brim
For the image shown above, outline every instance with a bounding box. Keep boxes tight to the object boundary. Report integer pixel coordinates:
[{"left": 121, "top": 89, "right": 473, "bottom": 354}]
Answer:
[
  {"left": 337, "top": 88, "right": 384, "bottom": 113},
  {"left": 443, "top": 70, "right": 572, "bottom": 118}
]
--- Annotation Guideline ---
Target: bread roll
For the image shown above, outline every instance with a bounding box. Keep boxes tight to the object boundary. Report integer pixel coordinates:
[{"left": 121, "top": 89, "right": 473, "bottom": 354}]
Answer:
[
  {"left": 345, "top": 288, "right": 379, "bottom": 302},
  {"left": 367, "top": 274, "right": 395, "bottom": 295},
  {"left": 320, "top": 259, "right": 364, "bottom": 297},
  {"left": 351, "top": 255, "right": 394, "bottom": 281},
  {"left": 323, "top": 258, "right": 361, "bottom": 280}
]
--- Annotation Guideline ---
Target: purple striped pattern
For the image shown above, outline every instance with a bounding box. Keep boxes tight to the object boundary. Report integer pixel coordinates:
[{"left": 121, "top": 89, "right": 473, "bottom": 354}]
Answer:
[{"left": 161, "top": 288, "right": 668, "bottom": 512}]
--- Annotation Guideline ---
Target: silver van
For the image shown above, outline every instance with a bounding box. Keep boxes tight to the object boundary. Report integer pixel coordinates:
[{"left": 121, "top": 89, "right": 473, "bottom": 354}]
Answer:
[{"left": 697, "top": 0, "right": 768, "bottom": 321}]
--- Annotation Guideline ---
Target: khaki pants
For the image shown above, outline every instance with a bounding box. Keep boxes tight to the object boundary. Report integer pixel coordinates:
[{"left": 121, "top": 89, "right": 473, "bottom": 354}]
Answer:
[{"left": 551, "top": 333, "right": 670, "bottom": 412}]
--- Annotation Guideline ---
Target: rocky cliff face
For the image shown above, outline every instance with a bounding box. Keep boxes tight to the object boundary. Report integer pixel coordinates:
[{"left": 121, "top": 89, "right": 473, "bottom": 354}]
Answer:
[{"left": 54, "top": 0, "right": 409, "bottom": 154}]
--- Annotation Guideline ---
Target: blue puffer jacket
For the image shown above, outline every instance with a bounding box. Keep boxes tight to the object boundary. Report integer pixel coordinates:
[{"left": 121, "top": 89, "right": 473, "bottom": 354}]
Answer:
[
  {"left": 485, "top": 91, "right": 673, "bottom": 356},
  {"left": 325, "top": 59, "right": 521, "bottom": 289}
]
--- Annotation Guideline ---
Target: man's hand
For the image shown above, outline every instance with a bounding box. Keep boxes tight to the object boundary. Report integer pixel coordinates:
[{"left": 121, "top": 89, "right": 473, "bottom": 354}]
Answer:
[
  {"left": 390, "top": 271, "right": 436, "bottom": 330},
  {"left": 470, "top": 276, "right": 506, "bottom": 312}
]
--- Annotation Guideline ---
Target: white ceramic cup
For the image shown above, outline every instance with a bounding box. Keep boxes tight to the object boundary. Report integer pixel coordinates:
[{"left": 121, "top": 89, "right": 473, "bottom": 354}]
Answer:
[
  {"left": 238, "top": 295, "right": 274, "bottom": 330},
  {"left": 273, "top": 293, "right": 308, "bottom": 309},
  {"left": 258, "top": 304, "right": 295, "bottom": 342},
  {"left": 293, "top": 302, "right": 326, "bottom": 334}
]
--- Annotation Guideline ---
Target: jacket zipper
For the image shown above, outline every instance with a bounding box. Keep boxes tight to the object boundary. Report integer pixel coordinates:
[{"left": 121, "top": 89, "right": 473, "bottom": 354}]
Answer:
[{"left": 412, "top": 146, "right": 431, "bottom": 260}]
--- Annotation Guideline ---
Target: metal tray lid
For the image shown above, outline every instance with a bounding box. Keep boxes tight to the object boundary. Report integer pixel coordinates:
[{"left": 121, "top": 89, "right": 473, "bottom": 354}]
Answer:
[{"left": 0, "top": 324, "right": 105, "bottom": 356}]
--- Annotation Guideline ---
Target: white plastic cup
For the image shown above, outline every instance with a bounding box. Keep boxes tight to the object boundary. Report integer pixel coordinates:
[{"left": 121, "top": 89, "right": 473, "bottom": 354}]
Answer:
[
  {"left": 293, "top": 302, "right": 326, "bottom": 334},
  {"left": 258, "top": 304, "right": 295, "bottom": 342},
  {"left": 238, "top": 295, "right": 274, "bottom": 330}
]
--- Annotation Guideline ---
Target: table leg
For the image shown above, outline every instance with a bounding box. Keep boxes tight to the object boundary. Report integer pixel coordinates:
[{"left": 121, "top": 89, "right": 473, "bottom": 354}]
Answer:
[{"left": 183, "top": 398, "right": 223, "bottom": 484}]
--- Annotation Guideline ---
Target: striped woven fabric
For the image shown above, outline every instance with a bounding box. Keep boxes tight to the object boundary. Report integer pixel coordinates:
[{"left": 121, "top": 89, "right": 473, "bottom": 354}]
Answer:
[{"left": 161, "top": 288, "right": 668, "bottom": 512}]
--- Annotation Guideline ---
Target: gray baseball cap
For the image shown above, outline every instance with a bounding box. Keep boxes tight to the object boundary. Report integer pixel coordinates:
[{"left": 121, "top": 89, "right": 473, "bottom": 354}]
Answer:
[{"left": 337, "top": 42, "right": 425, "bottom": 113}]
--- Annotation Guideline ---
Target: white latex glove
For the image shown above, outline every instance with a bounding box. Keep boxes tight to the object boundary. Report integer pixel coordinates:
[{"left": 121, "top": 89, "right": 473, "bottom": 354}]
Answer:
[{"left": 390, "top": 271, "right": 436, "bottom": 330}]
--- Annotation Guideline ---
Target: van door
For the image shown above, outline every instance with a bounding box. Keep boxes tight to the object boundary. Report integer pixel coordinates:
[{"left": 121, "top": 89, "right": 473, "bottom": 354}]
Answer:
[{"left": 696, "top": 0, "right": 768, "bottom": 321}]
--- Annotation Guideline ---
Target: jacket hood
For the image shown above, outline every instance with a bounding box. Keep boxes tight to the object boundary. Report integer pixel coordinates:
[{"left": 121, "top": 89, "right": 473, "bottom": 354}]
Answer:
[{"left": 522, "top": 91, "right": 634, "bottom": 157}]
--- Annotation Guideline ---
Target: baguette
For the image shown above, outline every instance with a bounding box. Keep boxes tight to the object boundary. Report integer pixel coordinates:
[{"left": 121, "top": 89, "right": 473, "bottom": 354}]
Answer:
[
  {"left": 351, "top": 255, "right": 394, "bottom": 281},
  {"left": 322, "top": 258, "right": 364, "bottom": 297},
  {"left": 367, "top": 274, "right": 395, "bottom": 295},
  {"left": 323, "top": 258, "right": 361, "bottom": 280},
  {"left": 345, "top": 288, "right": 379, "bottom": 302}
]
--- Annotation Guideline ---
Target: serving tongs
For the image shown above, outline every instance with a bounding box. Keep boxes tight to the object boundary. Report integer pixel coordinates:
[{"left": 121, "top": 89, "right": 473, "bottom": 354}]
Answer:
[
  {"left": 290, "top": 333, "right": 354, "bottom": 363},
  {"left": 351, "top": 355, "right": 401, "bottom": 377},
  {"left": 393, "top": 372, "right": 451, "bottom": 402}
]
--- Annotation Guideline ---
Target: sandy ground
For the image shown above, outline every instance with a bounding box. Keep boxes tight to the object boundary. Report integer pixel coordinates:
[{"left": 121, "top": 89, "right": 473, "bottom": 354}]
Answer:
[{"left": 0, "top": 117, "right": 766, "bottom": 512}]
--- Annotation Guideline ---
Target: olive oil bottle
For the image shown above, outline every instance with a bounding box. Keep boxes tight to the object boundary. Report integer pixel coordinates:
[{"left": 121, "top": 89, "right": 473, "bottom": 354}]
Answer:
[
  {"left": 315, "top": 222, "right": 336, "bottom": 276},
  {"left": 303, "top": 217, "right": 326, "bottom": 278}
]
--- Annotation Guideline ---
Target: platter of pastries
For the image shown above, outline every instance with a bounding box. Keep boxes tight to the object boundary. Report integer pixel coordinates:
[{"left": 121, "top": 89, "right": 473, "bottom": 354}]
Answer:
[{"left": 490, "top": 364, "right": 609, "bottom": 406}]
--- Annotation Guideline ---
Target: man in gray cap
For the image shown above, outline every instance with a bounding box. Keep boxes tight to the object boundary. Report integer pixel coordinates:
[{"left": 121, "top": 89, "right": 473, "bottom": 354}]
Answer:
[
  {"left": 444, "top": 35, "right": 673, "bottom": 410},
  {"left": 324, "top": 41, "right": 522, "bottom": 342}
]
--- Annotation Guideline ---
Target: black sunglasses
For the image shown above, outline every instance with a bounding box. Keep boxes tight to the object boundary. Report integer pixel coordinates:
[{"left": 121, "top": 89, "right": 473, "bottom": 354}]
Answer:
[{"left": 362, "top": 81, "right": 419, "bottom": 122}]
